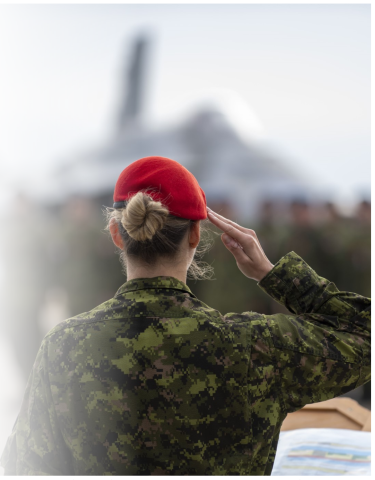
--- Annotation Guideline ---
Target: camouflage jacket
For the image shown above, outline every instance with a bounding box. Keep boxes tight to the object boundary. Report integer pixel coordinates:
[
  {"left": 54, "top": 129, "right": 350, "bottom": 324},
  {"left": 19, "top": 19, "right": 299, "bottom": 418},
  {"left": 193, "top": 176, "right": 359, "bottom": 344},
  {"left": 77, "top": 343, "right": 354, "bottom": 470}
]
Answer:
[{"left": 1, "top": 252, "right": 371, "bottom": 475}]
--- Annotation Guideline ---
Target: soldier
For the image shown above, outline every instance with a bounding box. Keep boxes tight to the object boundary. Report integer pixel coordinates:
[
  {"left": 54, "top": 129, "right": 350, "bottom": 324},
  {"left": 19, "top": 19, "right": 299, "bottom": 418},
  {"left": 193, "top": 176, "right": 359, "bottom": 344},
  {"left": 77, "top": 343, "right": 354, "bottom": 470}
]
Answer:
[{"left": 1, "top": 156, "right": 370, "bottom": 475}]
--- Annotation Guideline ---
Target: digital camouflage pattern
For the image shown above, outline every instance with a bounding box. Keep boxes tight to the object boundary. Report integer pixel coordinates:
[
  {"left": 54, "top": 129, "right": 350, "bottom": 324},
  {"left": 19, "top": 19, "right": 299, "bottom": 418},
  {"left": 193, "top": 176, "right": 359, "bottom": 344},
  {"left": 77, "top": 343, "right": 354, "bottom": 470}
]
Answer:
[{"left": 1, "top": 252, "right": 371, "bottom": 475}]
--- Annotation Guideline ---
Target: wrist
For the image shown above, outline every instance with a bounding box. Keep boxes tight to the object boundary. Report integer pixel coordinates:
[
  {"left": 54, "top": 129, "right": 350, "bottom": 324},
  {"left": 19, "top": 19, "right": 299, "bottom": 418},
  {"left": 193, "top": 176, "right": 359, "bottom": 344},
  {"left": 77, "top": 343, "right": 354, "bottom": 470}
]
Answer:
[{"left": 257, "top": 263, "right": 274, "bottom": 282}]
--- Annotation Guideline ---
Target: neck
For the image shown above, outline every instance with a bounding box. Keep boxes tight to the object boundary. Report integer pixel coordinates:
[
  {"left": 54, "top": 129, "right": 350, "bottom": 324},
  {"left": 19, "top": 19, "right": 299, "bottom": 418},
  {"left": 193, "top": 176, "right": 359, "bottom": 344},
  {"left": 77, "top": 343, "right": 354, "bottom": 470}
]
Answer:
[{"left": 126, "top": 262, "right": 188, "bottom": 284}]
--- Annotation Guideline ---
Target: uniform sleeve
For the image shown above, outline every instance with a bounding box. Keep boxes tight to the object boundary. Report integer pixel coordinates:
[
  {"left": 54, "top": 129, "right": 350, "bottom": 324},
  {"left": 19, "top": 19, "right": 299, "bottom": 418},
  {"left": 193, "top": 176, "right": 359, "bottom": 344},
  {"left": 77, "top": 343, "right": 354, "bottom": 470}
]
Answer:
[
  {"left": 0, "top": 340, "right": 72, "bottom": 475},
  {"left": 258, "top": 251, "right": 371, "bottom": 414}
]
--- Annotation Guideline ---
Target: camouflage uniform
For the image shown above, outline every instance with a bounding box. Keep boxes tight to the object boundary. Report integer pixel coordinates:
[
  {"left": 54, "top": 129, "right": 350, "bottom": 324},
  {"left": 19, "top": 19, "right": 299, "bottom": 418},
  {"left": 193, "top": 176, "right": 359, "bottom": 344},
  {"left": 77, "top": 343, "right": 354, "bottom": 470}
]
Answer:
[{"left": 1, "top": 252, "right": 370, "bottom": 475}]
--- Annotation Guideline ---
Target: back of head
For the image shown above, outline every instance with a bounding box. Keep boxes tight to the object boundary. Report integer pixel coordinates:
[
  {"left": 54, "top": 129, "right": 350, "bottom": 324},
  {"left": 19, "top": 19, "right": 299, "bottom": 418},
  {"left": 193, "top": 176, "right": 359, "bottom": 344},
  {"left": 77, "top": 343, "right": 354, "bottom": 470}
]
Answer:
[
  {"left": 106, "top": 156, "right": 213, "bottom": 280},
  {"left": 122, "top": 192, "right": 169, "bottom": 242},
  {"left": 110, "top": 190, "right": 192, "bottom": 264}
]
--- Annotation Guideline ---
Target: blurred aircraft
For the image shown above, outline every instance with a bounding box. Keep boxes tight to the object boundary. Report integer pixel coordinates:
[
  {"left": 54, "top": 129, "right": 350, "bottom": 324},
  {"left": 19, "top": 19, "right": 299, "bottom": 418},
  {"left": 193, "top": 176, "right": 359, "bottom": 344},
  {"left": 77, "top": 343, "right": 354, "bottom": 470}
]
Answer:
[{"left": 40, "top": 35, "right": 313, "bottom": 220}]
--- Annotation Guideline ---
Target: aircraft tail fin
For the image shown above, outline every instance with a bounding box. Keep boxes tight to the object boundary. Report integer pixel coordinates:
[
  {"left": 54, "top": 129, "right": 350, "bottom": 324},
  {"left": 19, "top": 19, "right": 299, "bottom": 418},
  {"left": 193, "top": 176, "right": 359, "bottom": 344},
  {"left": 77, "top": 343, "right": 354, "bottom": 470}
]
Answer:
[{"left": 118, "top": 36, "right": 149, "bottom": 132}]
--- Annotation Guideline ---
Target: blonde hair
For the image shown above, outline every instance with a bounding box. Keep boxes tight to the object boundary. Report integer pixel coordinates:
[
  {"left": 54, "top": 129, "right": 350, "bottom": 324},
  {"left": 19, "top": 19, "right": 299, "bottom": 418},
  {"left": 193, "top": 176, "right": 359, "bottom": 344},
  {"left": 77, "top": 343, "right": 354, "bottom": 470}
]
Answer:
[
  {"left": 121, "top": 192, "right": 169, "bottom": 242},
  {"left": 105, "top": 192, "right": 214, "bottom": 280}
]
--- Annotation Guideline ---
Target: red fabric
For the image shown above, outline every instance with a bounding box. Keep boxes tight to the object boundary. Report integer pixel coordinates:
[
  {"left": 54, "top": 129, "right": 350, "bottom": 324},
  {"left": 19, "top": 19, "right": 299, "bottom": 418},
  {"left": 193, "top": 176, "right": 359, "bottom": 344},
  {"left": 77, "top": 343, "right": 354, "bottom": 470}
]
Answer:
[{"left": 113, "top": 156, "right": 207, "bottom": 220}]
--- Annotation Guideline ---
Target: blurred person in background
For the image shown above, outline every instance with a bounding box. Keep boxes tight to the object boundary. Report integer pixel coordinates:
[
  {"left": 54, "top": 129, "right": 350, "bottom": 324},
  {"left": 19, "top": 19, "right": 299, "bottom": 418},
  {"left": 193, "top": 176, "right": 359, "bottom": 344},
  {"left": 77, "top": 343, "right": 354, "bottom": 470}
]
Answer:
[
  {"left": 278, "top": 199, "right": 318, "bottom": 263},
  {"left": 1, "top": 156, "right": 370, "bottom": 475},
  {"left": 356, "top": 200, "right": 371, "bottom": 225}
]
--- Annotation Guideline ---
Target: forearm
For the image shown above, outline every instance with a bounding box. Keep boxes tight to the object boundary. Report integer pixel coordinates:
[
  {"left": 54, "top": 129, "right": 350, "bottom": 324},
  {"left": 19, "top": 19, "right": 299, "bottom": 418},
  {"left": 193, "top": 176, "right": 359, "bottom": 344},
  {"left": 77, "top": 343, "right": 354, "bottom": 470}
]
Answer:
[{"left": 258, "top": 252, "right": 371, "bottom": 334}]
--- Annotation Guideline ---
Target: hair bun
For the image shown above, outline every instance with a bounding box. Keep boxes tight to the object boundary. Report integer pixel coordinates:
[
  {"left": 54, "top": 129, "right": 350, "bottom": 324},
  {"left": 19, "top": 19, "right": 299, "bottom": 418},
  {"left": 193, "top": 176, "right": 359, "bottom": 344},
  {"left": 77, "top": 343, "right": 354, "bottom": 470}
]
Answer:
[{"left": 121, "top": 192, "right": 169, "bottom": 242}]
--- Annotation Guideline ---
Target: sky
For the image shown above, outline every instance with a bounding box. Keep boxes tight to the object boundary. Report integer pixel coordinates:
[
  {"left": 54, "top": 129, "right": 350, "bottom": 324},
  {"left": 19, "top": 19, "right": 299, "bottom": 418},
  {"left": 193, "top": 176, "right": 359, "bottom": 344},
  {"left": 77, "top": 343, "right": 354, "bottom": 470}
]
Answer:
[{"left": 0, "top": 3, "right": 371, "bottom": 207}]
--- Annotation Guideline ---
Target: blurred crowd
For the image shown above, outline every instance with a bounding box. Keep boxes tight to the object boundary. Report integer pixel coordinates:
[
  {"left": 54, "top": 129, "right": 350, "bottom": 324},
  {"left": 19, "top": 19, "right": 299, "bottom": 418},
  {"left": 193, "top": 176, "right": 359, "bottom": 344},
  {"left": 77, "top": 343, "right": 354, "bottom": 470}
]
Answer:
[{"left": 0, "top": 195, "right": 371, "bottom": 405}]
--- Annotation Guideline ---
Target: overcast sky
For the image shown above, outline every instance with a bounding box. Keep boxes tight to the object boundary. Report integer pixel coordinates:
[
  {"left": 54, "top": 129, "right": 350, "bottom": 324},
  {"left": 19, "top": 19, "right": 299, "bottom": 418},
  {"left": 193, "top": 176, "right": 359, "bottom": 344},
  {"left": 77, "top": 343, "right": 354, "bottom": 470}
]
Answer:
[{"left": 0, "top": 3, "right": 371, "bottom": 205}]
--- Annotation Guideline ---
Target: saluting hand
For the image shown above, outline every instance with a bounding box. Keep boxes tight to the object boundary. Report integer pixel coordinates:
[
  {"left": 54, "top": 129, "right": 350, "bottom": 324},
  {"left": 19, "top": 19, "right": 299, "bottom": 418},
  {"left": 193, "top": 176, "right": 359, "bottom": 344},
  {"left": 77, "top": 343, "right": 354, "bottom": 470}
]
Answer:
[{"left": 207, "top": 208, "right": 274, "bottom": 282}]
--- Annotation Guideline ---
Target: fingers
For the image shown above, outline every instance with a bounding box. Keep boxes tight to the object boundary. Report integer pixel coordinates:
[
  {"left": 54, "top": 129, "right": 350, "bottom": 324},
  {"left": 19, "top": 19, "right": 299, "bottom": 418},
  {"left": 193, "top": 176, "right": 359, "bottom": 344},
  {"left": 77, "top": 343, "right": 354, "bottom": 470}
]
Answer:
[
  {"left": 221, "top": 233, "right": 249, "bottom": 262},
  {"left": 222, "top": 233, "right": 243, "bottom": 250},
  {"left": 207, "top": 209, "right": 259, "bottom": 252},
  {"left": 208, "top": 208, "right": 266, "bottom": 260},
  {"left": 207, "top": 210, "right": 248, "bottom": 244},
  {"left": 207, "top": 208, "right": 252, "bottom": 236},
  {"left": 208, "top": 209, "right": 273, "bottom": 282}
]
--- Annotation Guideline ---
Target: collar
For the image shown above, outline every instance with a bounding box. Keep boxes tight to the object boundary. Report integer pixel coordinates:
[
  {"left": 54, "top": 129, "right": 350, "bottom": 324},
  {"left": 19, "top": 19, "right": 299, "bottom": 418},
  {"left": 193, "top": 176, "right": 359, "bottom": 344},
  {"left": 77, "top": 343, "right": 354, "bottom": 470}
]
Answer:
[{"left": 115, "top": 276, "right": 196, "bottom": 298}]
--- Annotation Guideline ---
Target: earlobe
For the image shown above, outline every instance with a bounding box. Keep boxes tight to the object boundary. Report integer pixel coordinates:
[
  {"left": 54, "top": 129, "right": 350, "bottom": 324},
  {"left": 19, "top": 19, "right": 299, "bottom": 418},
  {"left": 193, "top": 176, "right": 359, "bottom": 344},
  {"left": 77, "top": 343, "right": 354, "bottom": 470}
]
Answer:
[
  {"left": 109, "top": 218, "right": 125, "bottom": 249},
  {"left": 189, "top": 221, "right": 201, "bottom": 249}
]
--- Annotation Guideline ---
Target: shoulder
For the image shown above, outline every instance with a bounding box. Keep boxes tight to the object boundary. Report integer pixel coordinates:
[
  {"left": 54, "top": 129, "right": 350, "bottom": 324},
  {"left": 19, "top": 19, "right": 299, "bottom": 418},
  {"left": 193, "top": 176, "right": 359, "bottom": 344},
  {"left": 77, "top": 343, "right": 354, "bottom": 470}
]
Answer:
[
  {"left": 223, "top": 311, "right": 274, "bottom": 348},
  {"left": 43, "top": 296, "right": 123, "bottom": 341}
]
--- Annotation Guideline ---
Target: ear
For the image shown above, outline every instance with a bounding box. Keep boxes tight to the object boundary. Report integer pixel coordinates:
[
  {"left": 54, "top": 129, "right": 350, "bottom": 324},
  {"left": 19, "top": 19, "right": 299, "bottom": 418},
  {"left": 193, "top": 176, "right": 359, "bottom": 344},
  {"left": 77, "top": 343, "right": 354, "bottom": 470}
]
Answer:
[
  {"left": 109, "top": 218, "right": 125, "bottom": 249},
  {"left": 188, "top": 220, "right": 200, "bottom": 249}
]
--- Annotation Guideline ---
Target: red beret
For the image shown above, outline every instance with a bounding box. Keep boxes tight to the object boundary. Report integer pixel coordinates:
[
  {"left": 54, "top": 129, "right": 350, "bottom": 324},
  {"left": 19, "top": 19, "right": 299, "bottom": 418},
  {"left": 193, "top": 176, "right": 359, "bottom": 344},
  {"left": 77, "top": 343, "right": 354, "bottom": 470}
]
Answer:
[{"left": 113, "top": 156, "right": 207, "bottom": 220}]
